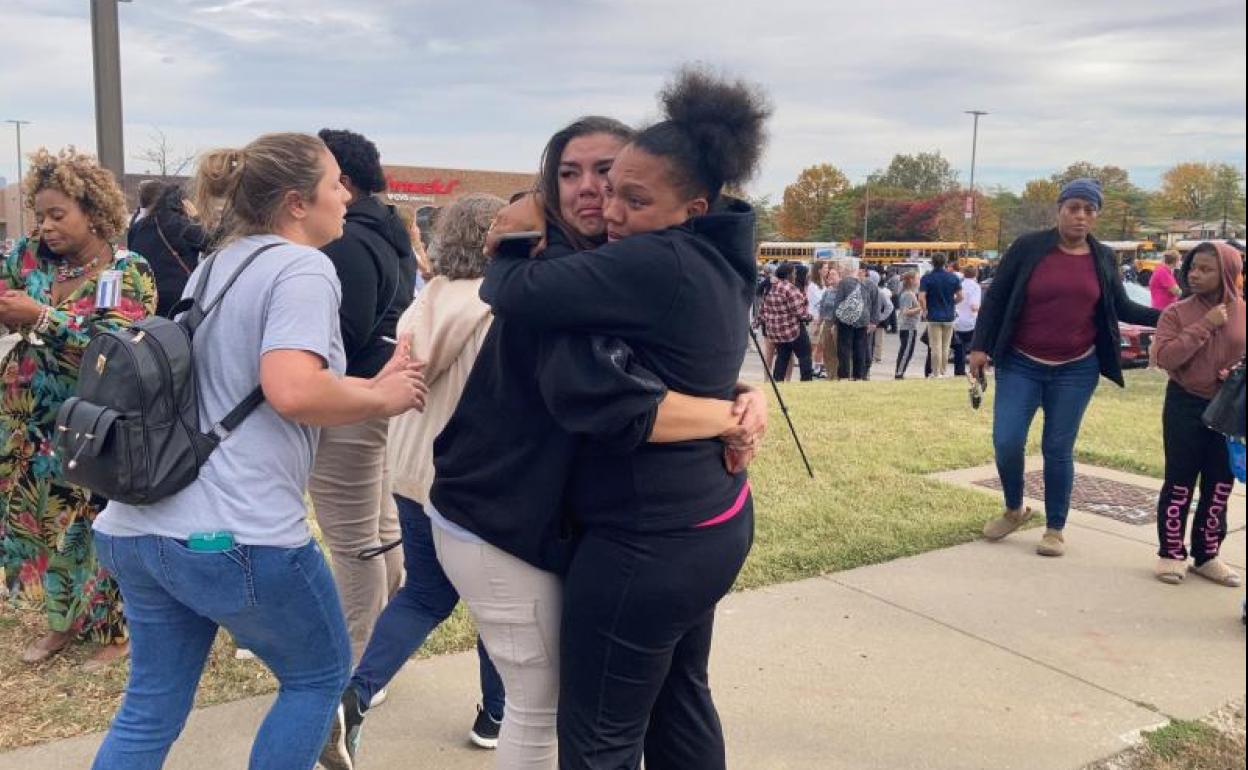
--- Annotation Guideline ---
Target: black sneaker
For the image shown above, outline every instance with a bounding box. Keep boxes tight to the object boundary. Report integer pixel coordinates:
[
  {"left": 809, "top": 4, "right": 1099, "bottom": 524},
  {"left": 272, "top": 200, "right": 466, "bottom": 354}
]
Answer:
[
  {"left": 469, "top": 704, "right": 502, "bottom": 749},
  {"left": 320, "top": 686, "right": 366, "bottom": 770}
]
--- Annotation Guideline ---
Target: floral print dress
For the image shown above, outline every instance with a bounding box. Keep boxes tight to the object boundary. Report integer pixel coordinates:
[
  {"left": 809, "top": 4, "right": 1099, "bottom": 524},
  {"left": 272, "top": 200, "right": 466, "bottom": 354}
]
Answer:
[{"left": 0, "top": 237, "right": 156, "bottom": 644}]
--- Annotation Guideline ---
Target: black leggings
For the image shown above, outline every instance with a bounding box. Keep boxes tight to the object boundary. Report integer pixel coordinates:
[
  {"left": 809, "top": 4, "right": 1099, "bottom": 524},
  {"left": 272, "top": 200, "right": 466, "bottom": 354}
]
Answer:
[
  {"left": 773, "top": 327, "right": 813, "bottom": 382},
  {"left": 558, "top": 503, "right": 754, "bottom": 770},
  {"left": 1156, "top": 382, "right": 1235, "bottom": 565}
]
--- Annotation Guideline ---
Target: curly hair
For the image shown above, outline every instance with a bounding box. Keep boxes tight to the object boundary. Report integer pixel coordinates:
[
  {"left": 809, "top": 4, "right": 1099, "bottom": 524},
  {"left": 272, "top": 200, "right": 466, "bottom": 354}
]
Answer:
[
  {"left": 318, "top": 128, "right": 387, "bottom": 194},
  {"left": 23, "top": 146, "right": 129, "bottom": 241},
  {"left": 634, "top": 65, "right": 772, "bottom": 202},
  {"left": 429, "top": 194, "right": 505, "bottom": 280}
]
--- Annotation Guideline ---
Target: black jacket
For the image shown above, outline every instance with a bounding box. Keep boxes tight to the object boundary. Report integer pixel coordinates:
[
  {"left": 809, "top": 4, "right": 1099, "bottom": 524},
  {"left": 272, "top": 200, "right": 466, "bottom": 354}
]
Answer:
[
  {"left": 126, "top": 207, "right": 207, "bottom": 318},
  {"left": 430, "top": 227, "right": 665, "bottom": 574},
  {"left": 480, "top": 198, "right": 757, "bottom": 531},
  {"left": 970, "top": 228, "right": 1160, "bottom": 386},
  {"left": 321, "top": 196, "right": 416, "bottom": 377}
]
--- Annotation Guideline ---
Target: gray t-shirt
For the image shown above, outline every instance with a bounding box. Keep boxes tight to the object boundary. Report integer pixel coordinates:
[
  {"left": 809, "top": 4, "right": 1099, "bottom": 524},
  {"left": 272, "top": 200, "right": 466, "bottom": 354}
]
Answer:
[
  {"left": 898, "top": 290, "right": 921, "bottom": 331},
  {"left": 95, "top": 235, "right": 345, "bottom": 548}
]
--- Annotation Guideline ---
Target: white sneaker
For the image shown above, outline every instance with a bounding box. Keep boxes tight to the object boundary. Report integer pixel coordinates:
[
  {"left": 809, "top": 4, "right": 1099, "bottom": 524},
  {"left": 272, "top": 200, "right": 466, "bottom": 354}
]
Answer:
[{"left": 369, "top": 687, "right": 389, "bottom": 709}]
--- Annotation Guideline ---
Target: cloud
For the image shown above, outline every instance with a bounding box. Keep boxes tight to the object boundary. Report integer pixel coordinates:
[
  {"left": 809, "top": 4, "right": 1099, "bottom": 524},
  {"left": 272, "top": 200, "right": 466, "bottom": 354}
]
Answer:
[{"left": 0, "top": 0, "right": 1242, "bottom": 198}]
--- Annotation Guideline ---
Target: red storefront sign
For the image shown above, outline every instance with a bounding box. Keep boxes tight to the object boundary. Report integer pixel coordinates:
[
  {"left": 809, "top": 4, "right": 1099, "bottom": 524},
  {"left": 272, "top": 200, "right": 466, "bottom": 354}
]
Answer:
[{"left": 386, "top": 177, "right": 461, "bottom": 196}]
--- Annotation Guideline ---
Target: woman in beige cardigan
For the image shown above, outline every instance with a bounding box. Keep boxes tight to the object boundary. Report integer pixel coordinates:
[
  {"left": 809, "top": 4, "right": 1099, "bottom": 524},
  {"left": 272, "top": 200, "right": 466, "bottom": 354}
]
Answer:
[{"left": 321, "top": 194, "right": 509, "bottom": 770}]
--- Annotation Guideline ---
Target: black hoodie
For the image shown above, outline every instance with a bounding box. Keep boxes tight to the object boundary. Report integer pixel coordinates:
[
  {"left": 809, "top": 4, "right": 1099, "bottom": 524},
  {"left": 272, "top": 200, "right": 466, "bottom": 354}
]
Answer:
[
  {"left": 480, "top": 198, "right": 758, "bottom": 531},
  {"left": 321, "top": 195, "right": 416, "bottom": 377},
  {"left": 430, "top": 226, "right": 665, "bottom": 573}
]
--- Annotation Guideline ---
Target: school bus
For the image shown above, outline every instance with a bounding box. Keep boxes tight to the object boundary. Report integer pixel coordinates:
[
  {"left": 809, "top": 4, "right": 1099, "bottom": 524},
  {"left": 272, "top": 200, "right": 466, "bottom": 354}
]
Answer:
[
  {"left": 756, "top": 241, "right": 851, "bottom": 264},
  {"left": 861, "top": 241, "right": 980, "bottom": 266},
  {"left": 1103, "top": 240, "right": 1163, "bottom": 285}
]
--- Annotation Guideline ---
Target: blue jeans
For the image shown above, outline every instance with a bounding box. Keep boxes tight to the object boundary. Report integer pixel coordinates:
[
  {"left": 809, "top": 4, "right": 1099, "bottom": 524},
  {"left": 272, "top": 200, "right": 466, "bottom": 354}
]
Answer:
[
  {"left": 92, "top": 533, "right": 351, "bottom": 770},
  {"left": 993, "top": 350, "right": 1101, "bottom": 530},
  {"left": 351, "top": 496, "right": 504, "bottom": 718}
]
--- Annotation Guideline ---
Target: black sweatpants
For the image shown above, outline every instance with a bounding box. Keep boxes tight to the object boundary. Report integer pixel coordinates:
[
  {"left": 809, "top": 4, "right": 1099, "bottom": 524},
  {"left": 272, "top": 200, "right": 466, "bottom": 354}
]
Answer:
[
  {"left": 558, "top": 502, "right": 754, "bottom": 770},
  {"left": 836, "top": 323, "right": 869, "bottom": 380},
  {"left": 895, "top": 328, "right": 919, "bottom": 378},
  {"left": 773, "top": 326, "right": 813, "bottom": 382},
  {"left": 1156, "top": 382, "right": 1236, "bottom": 565}
]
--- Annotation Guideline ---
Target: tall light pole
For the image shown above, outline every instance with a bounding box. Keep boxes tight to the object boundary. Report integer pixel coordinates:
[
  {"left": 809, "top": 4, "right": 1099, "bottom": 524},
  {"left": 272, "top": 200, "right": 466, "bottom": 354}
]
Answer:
[
  {"left": 91, "top": 0, "right": 130, "bottom": 180},
  {"left": 964, "top": 110, "right": 988, "bottom": 249},
  {"left": 5, "top": 119, "right": 31, "bottom": 236}
]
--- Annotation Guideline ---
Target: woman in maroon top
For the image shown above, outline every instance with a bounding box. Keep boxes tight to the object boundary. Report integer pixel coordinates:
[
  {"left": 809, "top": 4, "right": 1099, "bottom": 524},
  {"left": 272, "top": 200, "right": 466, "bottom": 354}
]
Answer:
[{"left": 970, "top": 179, "right": 1159, "bottom": 557}]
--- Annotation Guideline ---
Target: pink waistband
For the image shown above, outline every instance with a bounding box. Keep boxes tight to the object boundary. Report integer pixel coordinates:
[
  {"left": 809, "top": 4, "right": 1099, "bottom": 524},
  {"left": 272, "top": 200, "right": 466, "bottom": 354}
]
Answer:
[{"left": 694, "top": 481, "right": 751, "bottom": 529}]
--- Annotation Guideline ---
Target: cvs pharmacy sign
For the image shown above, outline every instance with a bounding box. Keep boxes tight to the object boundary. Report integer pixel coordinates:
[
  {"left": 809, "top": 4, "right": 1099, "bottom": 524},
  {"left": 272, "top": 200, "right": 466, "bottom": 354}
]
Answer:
[{"left": 386, "top": 177, "right": 461, "bottom": 196}]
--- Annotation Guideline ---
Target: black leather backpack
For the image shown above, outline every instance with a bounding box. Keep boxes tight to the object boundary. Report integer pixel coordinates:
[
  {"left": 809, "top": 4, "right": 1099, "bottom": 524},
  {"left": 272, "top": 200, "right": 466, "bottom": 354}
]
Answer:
[{"left": 54, "top": 243, "right": 279, "bottom": 505}]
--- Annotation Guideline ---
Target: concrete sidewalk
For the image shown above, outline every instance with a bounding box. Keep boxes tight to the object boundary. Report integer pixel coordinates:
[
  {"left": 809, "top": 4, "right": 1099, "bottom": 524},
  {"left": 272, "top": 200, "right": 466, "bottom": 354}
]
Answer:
[{"left": 1, "top": 463, "right": 1243, "bottom": 769}]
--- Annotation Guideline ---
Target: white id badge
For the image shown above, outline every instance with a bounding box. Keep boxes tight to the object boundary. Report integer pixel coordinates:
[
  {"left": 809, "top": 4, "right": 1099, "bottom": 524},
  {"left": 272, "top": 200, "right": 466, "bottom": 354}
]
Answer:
[{"left": 95, "top": 269, "right": 123, "bottom": 309}]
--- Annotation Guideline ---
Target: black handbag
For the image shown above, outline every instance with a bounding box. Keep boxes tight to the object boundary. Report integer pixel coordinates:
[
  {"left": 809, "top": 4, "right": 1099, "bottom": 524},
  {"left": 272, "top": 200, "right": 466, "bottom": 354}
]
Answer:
[{"left": 1202, "top": 358, "right": 1246, "bottom": 439}]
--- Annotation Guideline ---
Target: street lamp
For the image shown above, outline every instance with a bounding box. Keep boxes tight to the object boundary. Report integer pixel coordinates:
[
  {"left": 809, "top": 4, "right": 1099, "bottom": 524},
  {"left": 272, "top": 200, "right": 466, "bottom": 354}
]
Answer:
[
  {"left": 964, "top": 110, "right": 988, "bottom": 247},
  {"left": 4, "top": 119, "right": 31, "bottom": 236},
  {"left": 91, "top": 0, "right": 131, "bottom": 180}
]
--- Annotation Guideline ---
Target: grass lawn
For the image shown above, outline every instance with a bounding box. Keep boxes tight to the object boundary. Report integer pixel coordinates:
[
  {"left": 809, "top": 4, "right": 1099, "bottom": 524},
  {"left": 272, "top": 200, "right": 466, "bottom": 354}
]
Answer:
[{"left": 0, "top": 368, "right": 1170, "bottom": 750}]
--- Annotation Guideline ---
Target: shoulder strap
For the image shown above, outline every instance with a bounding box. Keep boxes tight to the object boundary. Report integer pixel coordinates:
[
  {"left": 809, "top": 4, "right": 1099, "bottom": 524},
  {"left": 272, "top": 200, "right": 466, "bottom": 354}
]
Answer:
[
  {"left": 153, "top": 216, "right": 193, "bottom": 276},
  {"left": 175, "top": 242, "right": 282, "bottom": 332}
]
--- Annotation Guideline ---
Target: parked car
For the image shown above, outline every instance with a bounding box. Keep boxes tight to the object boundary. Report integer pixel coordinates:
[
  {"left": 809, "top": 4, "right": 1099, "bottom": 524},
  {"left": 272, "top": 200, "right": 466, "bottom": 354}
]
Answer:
[{"left": 1119, "top": 282, "right": 1156, "bottom": 369}]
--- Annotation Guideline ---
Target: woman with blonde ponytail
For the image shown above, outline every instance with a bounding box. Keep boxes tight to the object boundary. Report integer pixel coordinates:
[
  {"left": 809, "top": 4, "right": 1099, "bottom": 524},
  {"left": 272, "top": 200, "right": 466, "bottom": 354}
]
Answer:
[{"left": 90, "top": 132, "right": 428, "bottom": 770}]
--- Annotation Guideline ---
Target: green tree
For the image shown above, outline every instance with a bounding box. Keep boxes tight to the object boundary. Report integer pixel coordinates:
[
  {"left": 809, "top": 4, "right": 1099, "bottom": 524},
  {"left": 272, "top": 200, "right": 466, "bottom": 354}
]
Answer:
[
  {"left": 869, "top": 151, "right": 959, "bottom": 196},
  {"left": 1160, "top": 162, "right": 1218, "bottom": 219},
  {"left": 777, "top": 163, "right": 850, "bottom": 239},
  {"left": 813, "top": 188, "right": 863, "bottom": 242},
  {"left": 1051, "top": 162, "right": 1132, "bottom": 192},
  {"left": 747, "top": 195, "right": 781, "bottom": 247}
]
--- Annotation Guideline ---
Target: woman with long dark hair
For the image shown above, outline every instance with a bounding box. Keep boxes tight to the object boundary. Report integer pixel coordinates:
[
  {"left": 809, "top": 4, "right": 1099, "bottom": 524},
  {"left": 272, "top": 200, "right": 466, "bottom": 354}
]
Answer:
[{"left": 479, "top": 66, "right": 771, "bottom": 770}]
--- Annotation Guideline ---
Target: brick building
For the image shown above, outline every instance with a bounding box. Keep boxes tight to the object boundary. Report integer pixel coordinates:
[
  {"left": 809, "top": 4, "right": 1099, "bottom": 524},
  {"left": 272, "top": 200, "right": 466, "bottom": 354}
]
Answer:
[{"left": 1, "top": 164, "right": 536, "bottom": 244}]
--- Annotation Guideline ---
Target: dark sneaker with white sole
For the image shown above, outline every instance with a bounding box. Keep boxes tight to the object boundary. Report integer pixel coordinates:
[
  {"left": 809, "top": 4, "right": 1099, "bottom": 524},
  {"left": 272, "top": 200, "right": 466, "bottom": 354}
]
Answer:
[
  {"left": 469, "top": 704, "right": 502, "bottom": 749},
  {"left": 320, "top": 686, "right": 366, "bottom": 770}
]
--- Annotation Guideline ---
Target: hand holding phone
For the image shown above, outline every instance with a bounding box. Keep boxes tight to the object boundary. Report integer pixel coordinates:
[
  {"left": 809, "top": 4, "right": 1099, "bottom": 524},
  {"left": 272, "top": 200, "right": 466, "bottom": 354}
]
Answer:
[{"left": 494, "top": 231, "right": 544, "bottom": 260}]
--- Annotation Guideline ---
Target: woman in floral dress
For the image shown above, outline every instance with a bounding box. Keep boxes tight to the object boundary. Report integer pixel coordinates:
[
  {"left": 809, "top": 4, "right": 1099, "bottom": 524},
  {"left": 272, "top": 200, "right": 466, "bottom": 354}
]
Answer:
[{"left": 0, "top": 147, "right": 155, "bottom": 669}]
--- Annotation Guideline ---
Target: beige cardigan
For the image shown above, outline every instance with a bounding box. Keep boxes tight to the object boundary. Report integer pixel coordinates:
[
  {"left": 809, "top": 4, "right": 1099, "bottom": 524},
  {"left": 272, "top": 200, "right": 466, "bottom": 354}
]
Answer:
[{"left": 387, "top": 276, "right": 493, "bottom": 505}]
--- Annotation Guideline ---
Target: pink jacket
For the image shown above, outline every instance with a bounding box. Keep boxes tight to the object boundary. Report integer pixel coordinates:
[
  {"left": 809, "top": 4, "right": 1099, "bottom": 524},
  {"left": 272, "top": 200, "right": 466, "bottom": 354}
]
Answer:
[{"left": 1153, "top": 242, "right": 1246, "bottom": 400}]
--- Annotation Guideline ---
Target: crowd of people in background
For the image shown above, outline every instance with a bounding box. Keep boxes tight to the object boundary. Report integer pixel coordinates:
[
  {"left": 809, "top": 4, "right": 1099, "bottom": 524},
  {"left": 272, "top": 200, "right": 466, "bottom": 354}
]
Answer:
[{"left": 755, "top": 252, "right": 988, "bottom": 383}]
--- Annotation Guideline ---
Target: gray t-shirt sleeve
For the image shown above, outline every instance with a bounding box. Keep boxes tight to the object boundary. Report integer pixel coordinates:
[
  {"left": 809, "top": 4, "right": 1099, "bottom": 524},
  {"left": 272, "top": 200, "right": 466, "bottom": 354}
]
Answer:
[{"left": 261, "top": 270, "right": 343, "bottom": 371}]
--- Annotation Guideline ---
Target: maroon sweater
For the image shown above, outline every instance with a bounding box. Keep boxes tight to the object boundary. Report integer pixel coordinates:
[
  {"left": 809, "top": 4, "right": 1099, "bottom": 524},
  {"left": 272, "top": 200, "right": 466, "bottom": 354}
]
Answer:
[{"left": 1012, "top": 247, "right": 1102, "bottom": 361}]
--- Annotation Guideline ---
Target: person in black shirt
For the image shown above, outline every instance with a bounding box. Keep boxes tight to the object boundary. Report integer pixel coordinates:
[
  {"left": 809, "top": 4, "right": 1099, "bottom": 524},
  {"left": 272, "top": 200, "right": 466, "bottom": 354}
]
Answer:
[
  {"left": 307, "top": 128, "right": 416, "bottom": 666},
  {"left": 125, "top": 182, "right": 207, "bottom": 317},
  {"left": 430, "top": 109, "right": 766, "bottom": 768},
  {"left": 476, "top": 66, "right": 770, "bottom": 770}
]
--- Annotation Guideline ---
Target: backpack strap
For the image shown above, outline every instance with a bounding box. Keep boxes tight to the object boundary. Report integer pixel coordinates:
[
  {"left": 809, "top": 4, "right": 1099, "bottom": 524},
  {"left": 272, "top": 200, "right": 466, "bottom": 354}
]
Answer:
[
  {"left": 208, "top": 385, "right": 265, "bottom": 442},
  {"left": 164, "top": 241, "right": 283, "bottom": 442}
]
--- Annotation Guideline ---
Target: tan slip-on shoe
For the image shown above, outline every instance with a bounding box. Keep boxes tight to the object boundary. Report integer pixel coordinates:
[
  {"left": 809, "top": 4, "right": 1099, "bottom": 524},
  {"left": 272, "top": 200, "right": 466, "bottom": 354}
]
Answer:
[
  {"left": 983, "top": 506, "right": 1034, "bottom": 541},
  {"left": 1036, "top": 528, "right": 1065, "bottom": 557}
]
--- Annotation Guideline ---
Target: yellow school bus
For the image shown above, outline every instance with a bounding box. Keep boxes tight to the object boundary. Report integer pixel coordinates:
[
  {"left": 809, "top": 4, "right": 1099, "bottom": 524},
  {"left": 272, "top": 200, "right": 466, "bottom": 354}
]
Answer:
[
  {"left": 756, "top": 242, "right": 852, "bottom": 264},
  {"left": 861, "top": 241, "right": 979, "bottom": 265}
]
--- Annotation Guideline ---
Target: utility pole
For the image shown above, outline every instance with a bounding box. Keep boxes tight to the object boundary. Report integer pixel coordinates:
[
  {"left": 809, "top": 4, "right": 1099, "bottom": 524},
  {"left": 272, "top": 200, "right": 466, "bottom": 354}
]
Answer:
[
  {"left": 964, "top": 110, "right": 988, "bottom": 249},
  {"left": 862, "top": 182, "right": 871, "bottom": 248},
  {"left": 4, "top": 119, "right": 31, "bottom": 236},
  {"left": 91, "top": 0, "right": 129, "bottom": 180}
]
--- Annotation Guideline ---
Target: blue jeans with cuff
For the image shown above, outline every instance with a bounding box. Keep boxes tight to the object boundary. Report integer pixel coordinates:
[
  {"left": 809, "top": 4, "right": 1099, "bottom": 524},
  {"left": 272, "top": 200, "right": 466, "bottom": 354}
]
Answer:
[{"left": 91, "top": 533, "right": 351, "bottom": 770}]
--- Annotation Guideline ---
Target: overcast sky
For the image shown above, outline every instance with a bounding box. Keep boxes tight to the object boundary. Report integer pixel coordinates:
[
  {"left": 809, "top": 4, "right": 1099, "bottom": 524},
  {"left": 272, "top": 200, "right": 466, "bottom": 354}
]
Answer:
[{"left": 1, "top": 0, "right": 1244, "bottom": 199}]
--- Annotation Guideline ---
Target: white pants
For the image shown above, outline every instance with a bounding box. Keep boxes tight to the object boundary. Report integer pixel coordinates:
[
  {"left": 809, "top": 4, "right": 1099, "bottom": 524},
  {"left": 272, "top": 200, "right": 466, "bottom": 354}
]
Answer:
[{"left": 434, "top": 526, "right": 561, "bottom": 769}]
